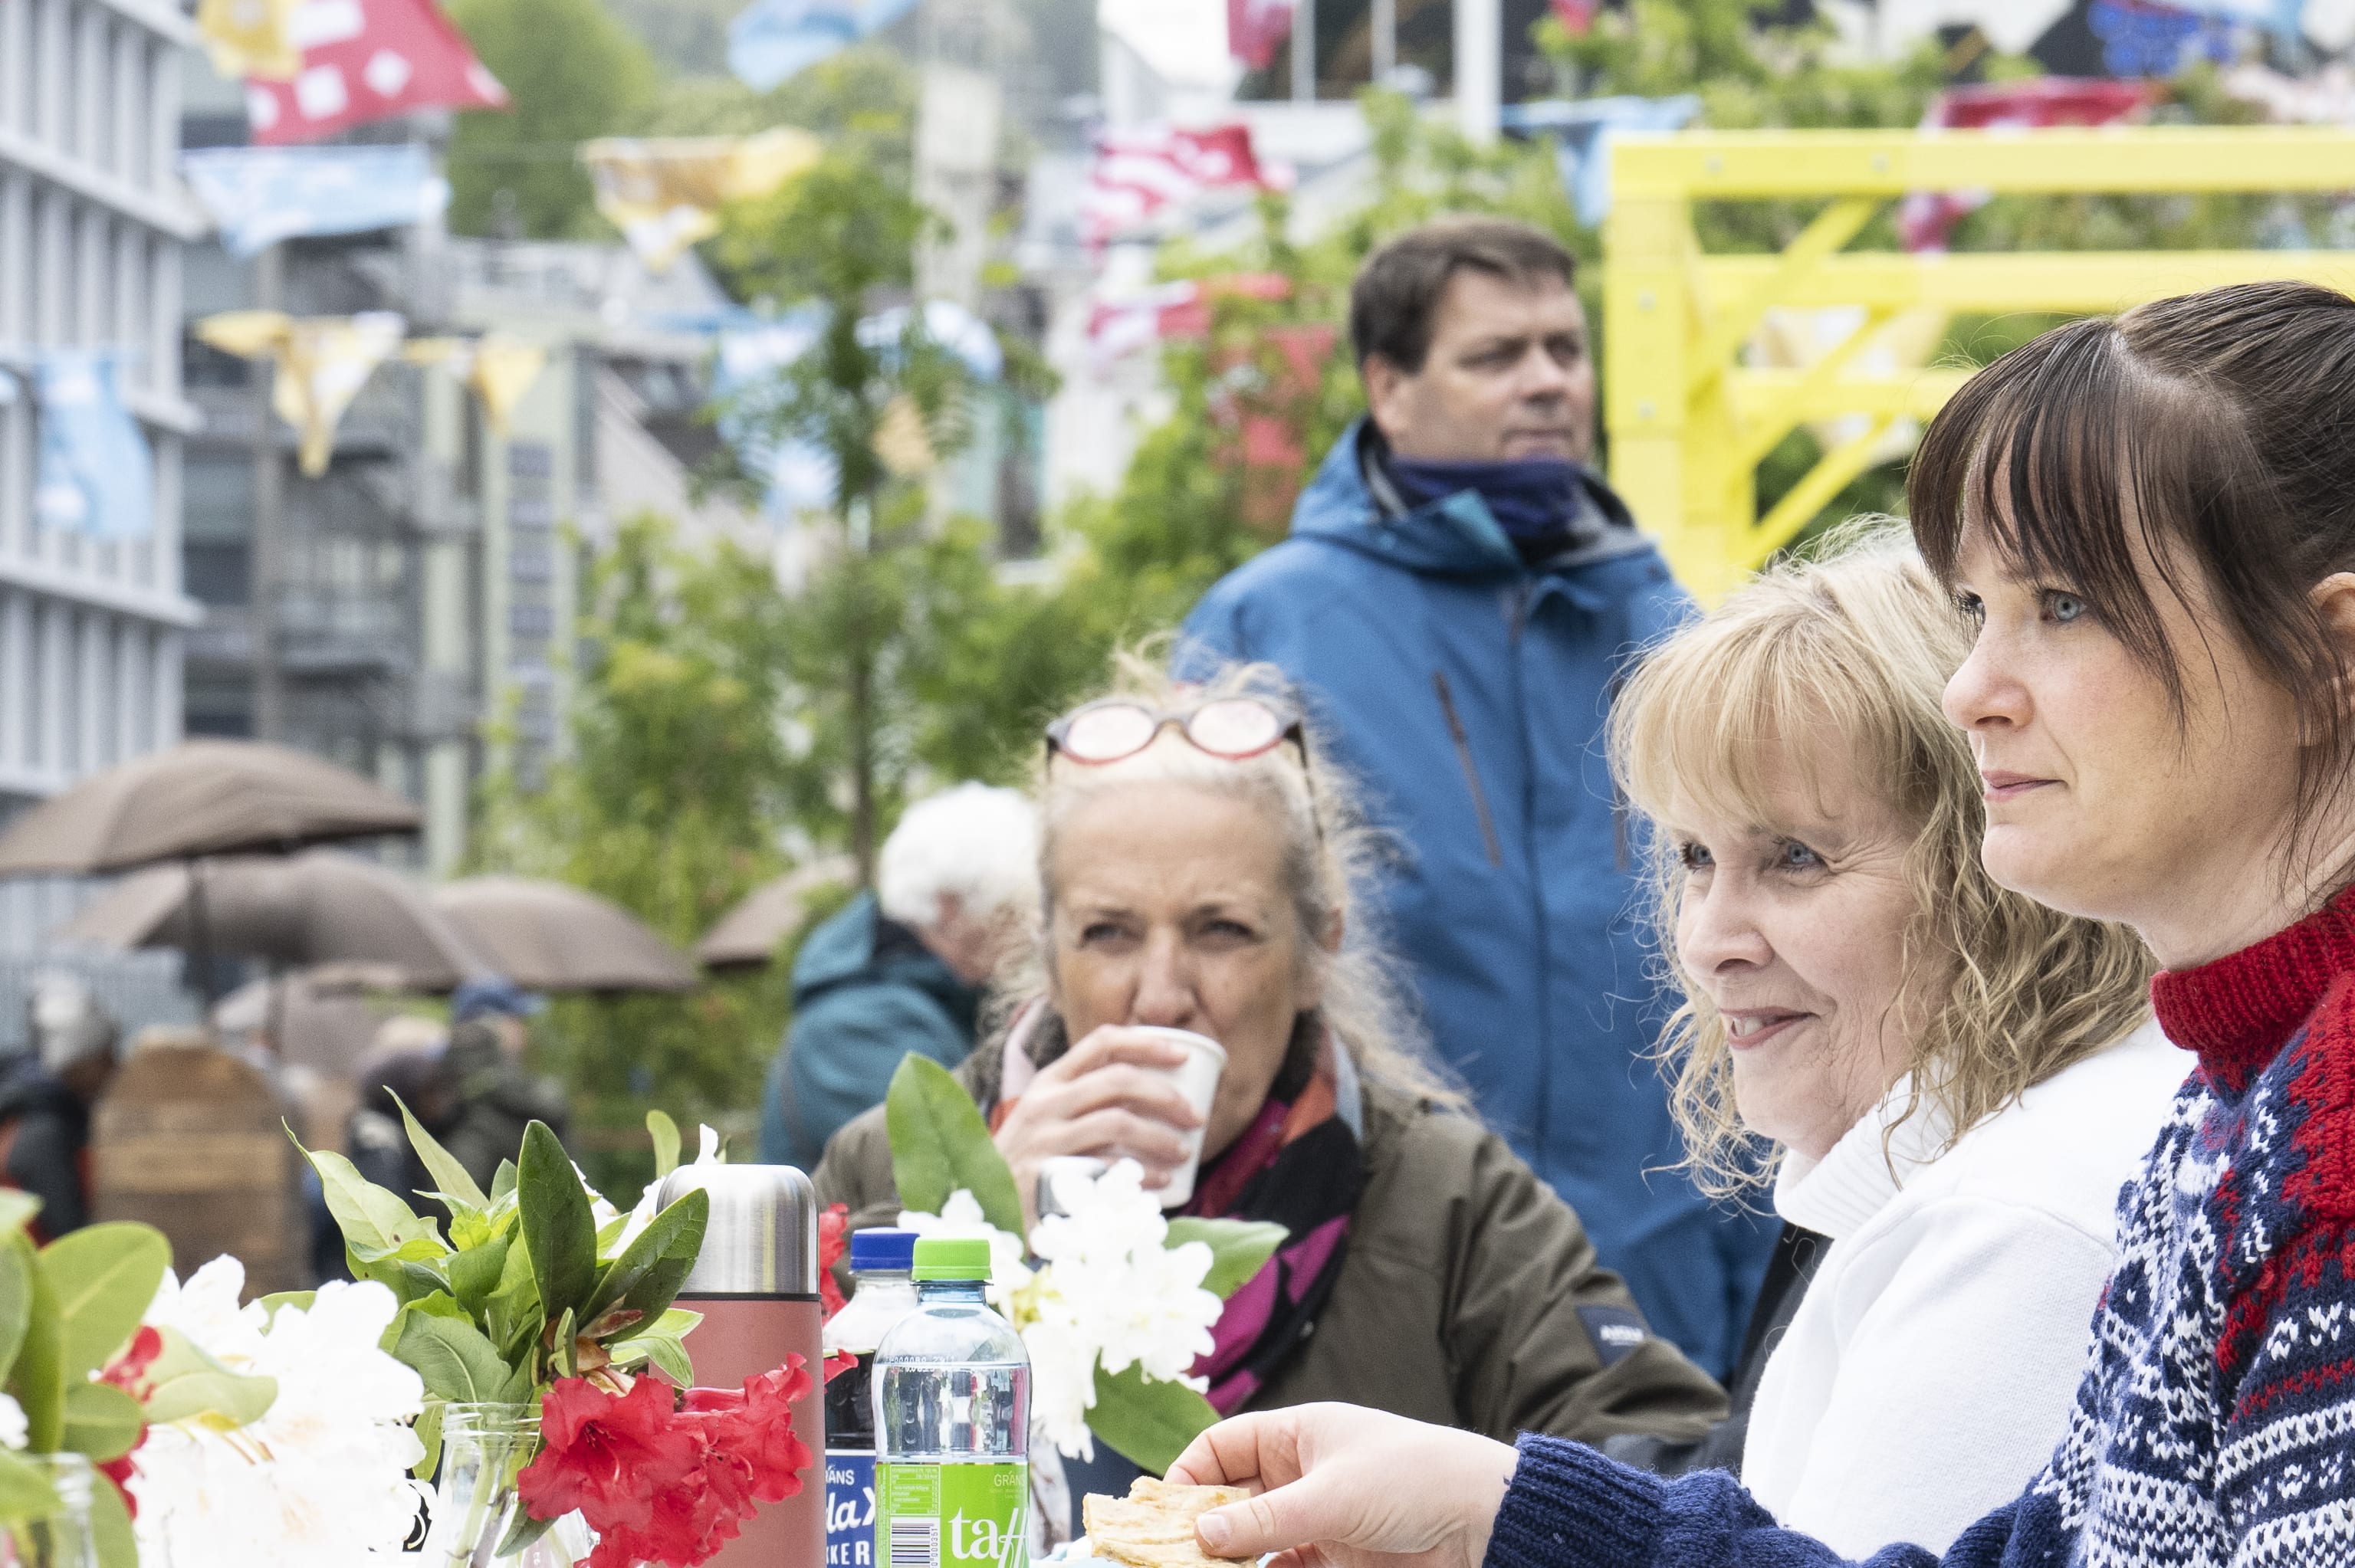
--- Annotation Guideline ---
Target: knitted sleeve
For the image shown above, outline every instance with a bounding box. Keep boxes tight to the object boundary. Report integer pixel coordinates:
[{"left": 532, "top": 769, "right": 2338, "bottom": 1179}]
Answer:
[{"left": 1483, "top": 1435, "right": 2025, "bottom": 1568}]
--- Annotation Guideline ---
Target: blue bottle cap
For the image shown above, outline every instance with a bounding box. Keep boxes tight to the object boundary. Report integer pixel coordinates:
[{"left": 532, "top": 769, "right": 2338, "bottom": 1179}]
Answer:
[{"left": 847, "top": 1227, "right": 919, "bottom": 1273}]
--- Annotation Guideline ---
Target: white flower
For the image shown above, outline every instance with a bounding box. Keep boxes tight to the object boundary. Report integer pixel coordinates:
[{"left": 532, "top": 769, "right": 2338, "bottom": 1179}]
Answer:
[
  {"left": 1020, "top": 1314, "right": 1101, "bottom": 1463},
  {"left": 0, "top": 1392, "right": 26, "bottom": 1452},
  {"left": 131, "top": 1258, "right": 427, "bottom": 1568},
  {"left": 896, "top": 1189, "right": 1034, "bottom": 1319}
]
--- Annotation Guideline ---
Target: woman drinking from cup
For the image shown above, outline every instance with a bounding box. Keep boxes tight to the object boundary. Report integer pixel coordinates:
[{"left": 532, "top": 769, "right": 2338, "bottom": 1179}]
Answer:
[
  {"left": 1166, "top": 281, "right": 2355, "bottom": 1565},
  {"left": 813, "top": 659, "right": 1729, "bottom": 1452}
]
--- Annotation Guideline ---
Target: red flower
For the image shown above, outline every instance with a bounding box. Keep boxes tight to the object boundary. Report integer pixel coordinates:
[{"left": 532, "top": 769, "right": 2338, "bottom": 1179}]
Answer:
[
  {"left": 97, "top": 1455, "right": 139, "bottom": 1520},
  {"left": 520, "top": 1375, "right": 701, "bottom": 1536},
  {"left": 817, "top": 1204, "right": 849, "bottom": 1319},
  {"left": 101, "top": 1326, "right": 164, "bottom": 1398},
  {"left": 523, "top": 1360, "right": 816, "bottom": 1568}
]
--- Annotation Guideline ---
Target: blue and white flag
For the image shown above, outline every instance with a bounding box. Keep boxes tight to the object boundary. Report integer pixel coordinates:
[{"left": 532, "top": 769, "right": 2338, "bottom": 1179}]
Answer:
[
  {"left": 34, "top": 352, "right": 153, "bottom": 541},
  {"left": 728, "top": 0, "right": 919, "bottom": 90},
  {"left": 1503, "top": 95, "right": 1701, "bottom": 227},
  {"left": 179, "top": 143, "right": 450, "bottom": 259}
]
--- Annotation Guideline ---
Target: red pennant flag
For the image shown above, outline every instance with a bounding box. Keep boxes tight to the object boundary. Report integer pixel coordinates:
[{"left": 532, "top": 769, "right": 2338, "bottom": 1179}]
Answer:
[{"left": 246, "top": 0, "right": 509, "bottom": 146}]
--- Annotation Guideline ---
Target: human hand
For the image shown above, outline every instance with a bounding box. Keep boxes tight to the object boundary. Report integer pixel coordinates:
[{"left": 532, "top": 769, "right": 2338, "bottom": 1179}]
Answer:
[
  {"left": 1169, "top": 1405, "right": 1519, "bottom": 1568},
  {"left": 994, "top": 1025, "right": 1205, "bottom": 1228}
]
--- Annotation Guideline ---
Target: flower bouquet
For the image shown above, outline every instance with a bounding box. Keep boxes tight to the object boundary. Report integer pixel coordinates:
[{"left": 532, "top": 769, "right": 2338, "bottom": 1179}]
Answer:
[
  {"left": 297, "top": 1104, "right": 813, "bottom": 1568},
  {"left": 882, "top": 1058, "right": 1285, "bottom": 1472},
  {"left": 1, "top": 1189, "right": 423, "bottom": 1568}
]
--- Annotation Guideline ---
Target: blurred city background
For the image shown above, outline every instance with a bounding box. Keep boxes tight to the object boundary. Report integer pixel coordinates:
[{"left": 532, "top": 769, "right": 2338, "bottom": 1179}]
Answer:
[{"left": 6, "top": 0, "right": 2355, "bottom": 1271}]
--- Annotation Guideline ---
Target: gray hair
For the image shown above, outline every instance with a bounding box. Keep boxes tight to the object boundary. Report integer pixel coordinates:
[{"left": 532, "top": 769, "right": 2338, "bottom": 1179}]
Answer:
[
  {"left": 877, "top": 782, "right": 1040, "bottom": 930},
  {"left": 1007, "top": 649, "right": 1464, "bottom": 1108}
]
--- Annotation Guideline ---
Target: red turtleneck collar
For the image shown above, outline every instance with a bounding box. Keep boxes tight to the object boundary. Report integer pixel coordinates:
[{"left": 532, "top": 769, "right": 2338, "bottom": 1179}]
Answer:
[{"left": 2151, "top": 886, "right": 2355, "bottom": 1091}]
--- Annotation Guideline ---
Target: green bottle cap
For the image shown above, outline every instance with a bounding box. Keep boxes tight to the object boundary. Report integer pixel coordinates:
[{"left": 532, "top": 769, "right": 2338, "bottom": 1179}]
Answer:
[{"left": 911, "top": 1236, "right": 993, "bottom": 1281}]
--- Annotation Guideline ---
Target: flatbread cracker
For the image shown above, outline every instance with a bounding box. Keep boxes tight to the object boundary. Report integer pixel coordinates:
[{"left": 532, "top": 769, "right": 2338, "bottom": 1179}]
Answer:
[{"left": 1083, "top": 1478, "right": 1253, "bottom": 1568}]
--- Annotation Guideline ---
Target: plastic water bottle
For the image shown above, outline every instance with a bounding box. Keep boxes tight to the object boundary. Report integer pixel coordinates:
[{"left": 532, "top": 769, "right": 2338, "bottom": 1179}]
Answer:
[
  {"left": 872, "top": 1237, "right": 1031, "bottom": 1568},
  {"left": 825, "top": 1229, "right": 925, "bottom": 1568}
]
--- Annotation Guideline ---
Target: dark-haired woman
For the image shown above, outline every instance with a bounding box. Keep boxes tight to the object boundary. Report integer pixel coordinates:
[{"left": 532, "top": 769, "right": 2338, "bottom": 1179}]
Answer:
[{"left": 1160, "top": 279, "right": 2355, "bottom": 1566}]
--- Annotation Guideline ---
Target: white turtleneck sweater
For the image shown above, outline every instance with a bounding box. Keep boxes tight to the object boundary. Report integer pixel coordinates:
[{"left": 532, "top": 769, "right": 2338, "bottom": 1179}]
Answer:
[{"left": 1739, "top": 1018, "right": 2189, "bottom": 1557}]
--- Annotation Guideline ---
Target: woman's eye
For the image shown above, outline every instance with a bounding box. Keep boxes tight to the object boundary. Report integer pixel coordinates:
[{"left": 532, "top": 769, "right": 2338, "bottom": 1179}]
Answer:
[
  {"left": 1778, "top": 840, "right": 1823, "bottom": 870},
  {"left": 1675, "top": 842, "right": 1714, "bottom": 871},
  {"left": 1079, "top": 922, "right": 1128, "bottom": 945},
  {"left": 1951, "top": 590, "right": 1985, "bottom": 624},
  {"left": 2044, "top": 590, "right": 2088, "bottom": 624},
  {"left": 1200, "top": 918, "right": 1255, "bottom": 943}
]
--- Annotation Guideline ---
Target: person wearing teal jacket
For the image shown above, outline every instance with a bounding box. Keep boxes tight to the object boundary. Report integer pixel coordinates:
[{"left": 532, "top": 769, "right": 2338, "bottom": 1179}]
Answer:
[
  {"left": 759, "top": 783, "right": 1037, "bottom": 1173},
  {"left": 1178, "top": 218, "right": 1772, "bottom": 1375}
]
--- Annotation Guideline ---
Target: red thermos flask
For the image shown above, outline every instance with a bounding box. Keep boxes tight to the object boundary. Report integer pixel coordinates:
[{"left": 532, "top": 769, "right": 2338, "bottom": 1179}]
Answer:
[{"left": 655, "top": 1163, "right": 826, "bottom": 1568}]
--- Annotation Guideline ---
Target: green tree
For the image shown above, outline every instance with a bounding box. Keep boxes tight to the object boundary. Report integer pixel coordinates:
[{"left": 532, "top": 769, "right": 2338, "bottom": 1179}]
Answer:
[
  {"left": 469, "top": 513, "right": 796, "bottom": 1188},
  {"left": 445, "top": 0, "right": 660, "bottom": 238}
]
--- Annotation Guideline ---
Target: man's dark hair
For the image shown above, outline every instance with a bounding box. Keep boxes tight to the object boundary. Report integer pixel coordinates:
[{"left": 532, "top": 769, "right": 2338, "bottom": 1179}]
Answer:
[{"left": 1348, "top": 218, "right": 1578, "bottom": 373}]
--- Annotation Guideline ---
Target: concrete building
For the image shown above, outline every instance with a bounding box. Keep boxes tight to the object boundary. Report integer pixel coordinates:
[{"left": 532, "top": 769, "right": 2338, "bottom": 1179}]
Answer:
[{"left": 0, "top": 0, "right": 205, "bottom": 1026}]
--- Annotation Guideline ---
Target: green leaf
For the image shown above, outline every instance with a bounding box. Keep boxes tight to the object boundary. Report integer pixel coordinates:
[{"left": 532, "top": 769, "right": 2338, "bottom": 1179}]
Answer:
[
  {"left": 885, "top": 1055, "right": 1023, "bottom": 1235},
  {"left": 41, "top": 1225, "right": 169, "bottom": 1385},
  {"left": 449, "top": 1232, "right": 513, "bottom": 1316},
  {"left": 390, "top": 1091, "right": 490, "bottom": 1212},
  {"left": 445, "top": 1206, "right": 494, "bottom": 1251},
  {"left": 254, "top": 1291, "right": 316, "bottom": 1328},
  {"left": 392, "top": 1312, "right": 520, "bottom": 1406},
  {"left": 0, "top": 1449, "right": 59, "bottom": 1524},
  {"left": 411, "top": 1400, "right": 444, "bottom": 1479},
  {"left": 609, "top": 1318, "right": 698, "bottom": 1387},
  {"left": 5, "top": 1235, "right": 63, "bottom": 1451},
  {"left": 61, "top": 1382, "right": 143, "bottom": 1461},
  {"left": 299, "top": 1138, "right": 444, "bottom": 1262},
  {"left": 1162, "top": 1219, "right": 1288, "bottom": 1299},
  {"left": 580, "top": 1189, "right": 708, "bottom": 1330},
  {"left": 550, "top": 1307, "right": 577, "bottom": 1379},
  {"left": 517, "top": 1123, "right": 597, "bottom": 1322},
  {"left": 0, "top": 1191, "right": 39, "bottom": 1242},
  {"left": 648, "top": 1110, "right": 682, "bottom": 1178},
  {"left": 0, "top": 1235, "right": 30, "bottom": 1388},
  {"left": 1086, "top": 1363, "right": 1219, "bottom": 1476},
  {"left": 496, "top": 1510, "right": 558, "bottom": 1559},
  {"left": 484, "top": 1231, "right": 543, "bottom": 1360},
  {"left": 491, "top": 1160, "right": 519, "bottom": 1203},
  {"left": 142, "top": 1366, "right": 278, "bottom": 1427},
  {"left": 90, "top": 1457, "right": 136, "bottom": 1568}
]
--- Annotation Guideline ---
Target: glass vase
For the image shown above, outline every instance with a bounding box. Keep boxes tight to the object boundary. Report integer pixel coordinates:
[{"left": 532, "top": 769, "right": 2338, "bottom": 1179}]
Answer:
[
  {"left": 424, "top": 1403, "right": 593, "bottom": 1568},
  {"left": 0, "top": 1453, "right": 98, "bottom": 1568}
]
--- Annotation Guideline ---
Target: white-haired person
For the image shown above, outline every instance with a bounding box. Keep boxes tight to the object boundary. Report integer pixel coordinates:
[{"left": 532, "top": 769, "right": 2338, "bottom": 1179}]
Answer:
[{"left": 760, "top": 782, "right": 1040, "bottom": 1170}]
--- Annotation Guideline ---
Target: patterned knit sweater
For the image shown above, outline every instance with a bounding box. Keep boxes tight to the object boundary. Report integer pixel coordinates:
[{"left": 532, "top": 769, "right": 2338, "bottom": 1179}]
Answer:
[{"left": 1484, "top": 891, "right": 2355, "bottom": 1568}]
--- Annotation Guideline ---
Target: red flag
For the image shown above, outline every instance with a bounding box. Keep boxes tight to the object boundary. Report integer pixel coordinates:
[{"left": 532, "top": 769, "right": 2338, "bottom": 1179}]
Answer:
[
  {"left": 1898, "top": 79, "right": 2154, "bottom": 251},
  {"left": 1080, "top": 124, "right": 1269, "bottom": 247},
  {"left": 246, "top": 0, "right": 508, "bottom": 146}
]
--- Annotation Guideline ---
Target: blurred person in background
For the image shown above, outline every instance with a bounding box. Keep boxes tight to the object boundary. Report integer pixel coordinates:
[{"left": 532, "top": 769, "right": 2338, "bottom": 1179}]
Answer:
[
  {"left": 761, "top": 782, "right": 1038, "bottom": 1171},
  {"left": 0, "top": 973, "right": 120, "bottom": 1239},
  {"left": 1599, "top": 533, "right": 2178, "bottom": 1551},
  {"left": 1178, "top": 217, "right": 1773, "bottom": 1373},
  {"left": 816, "top": 662, "right": 1726, "bottom": 1478},
  {"left": 439, "top": 977, "right": 566, "bottom": 1192}
]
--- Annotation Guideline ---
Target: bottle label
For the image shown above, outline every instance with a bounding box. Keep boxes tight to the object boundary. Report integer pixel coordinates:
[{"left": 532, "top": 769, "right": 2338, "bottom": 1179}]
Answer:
[
  {"left": 828, "top": 1451, "right": 877, "bottom": 1568},
  {"left": 874, "top": 1461, "right": 1030, "bottom": 1568}
]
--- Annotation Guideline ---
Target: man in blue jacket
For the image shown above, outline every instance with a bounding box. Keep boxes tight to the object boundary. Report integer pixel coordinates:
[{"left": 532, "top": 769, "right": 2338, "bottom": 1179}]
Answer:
[{"left": 1179, "top": 218, "right": 1772, "bottom": 1374}]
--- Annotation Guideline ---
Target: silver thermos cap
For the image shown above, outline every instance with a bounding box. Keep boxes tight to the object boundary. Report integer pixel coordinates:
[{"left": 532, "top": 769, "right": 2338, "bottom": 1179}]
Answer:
[{"left": 655, "top": 1163, "right": 820, "bottom": 1296}]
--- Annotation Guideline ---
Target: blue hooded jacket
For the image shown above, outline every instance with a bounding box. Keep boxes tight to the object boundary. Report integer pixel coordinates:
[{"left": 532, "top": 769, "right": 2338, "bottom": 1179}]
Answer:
[
  {"left": 1179, "top": 420, "right": 1773, "bottom": 1376},
  {"left": 758, "top": 891, "right": 980, "bottom": 1173}
]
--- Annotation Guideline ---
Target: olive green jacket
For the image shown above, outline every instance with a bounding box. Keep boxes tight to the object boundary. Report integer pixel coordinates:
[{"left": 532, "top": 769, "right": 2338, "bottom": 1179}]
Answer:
[{"left": 810, "top": 1043, "right": 1727, "bottom": 1447}]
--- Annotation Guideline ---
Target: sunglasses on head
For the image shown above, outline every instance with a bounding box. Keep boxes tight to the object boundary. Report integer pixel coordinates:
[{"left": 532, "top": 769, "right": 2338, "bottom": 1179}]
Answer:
[{"left": 1045, "top": 696, "right": 1309, "bottom": 767}]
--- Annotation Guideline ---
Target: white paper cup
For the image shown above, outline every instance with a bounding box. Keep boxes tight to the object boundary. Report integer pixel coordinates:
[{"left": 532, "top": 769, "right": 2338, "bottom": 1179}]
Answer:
[{"left": 1126, "top": 1025, "right": 1227, "bottom": 1209}]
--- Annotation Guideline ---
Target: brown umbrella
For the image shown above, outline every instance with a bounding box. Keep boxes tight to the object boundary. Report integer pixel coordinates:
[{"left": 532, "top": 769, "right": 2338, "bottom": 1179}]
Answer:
[
  {"left": 0, "top": 740, "right": 421, "bottom": 876},
  {"left": 694, "top": 856, "right": 856, "bottom": 971},
  {"left": 51, "top": 849, "right": 491, "bottom": 991},
  {"left": 433, "top": 877, "right": 697, "bottom": 993}
]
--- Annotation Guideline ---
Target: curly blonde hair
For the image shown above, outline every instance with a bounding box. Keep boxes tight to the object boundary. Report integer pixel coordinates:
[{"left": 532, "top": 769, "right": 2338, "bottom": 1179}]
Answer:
[
  {"left": 1609, "top": 526, "right": 2156, "bottom": 1196},
  {"left": 993, "top": 646, "right": 1463, "bottom": 1109}
]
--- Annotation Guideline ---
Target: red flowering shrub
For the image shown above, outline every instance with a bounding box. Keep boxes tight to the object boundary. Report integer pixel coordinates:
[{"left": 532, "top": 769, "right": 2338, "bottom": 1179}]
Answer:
[
  {"left": 817, "top": 1204, "right": 859, "bottom": 1385},
  {"left": 518, "top": 1359, "right": 815, "bottom": 1568}
]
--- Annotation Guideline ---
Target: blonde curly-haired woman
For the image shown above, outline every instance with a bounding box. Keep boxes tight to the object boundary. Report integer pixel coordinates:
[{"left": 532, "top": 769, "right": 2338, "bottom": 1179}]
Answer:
[{"left": 1597, "top": 529, "right": 2183, "bottom": 1554}]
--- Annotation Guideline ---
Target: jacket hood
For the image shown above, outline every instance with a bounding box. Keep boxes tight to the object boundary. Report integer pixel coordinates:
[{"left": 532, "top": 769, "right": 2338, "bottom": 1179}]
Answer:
[
  {"left": 1289, "top": 418, "right": 1645, "bottom": 578},
  {"left": 792, "top": 890, "right": 978, "bottom": 1025}
]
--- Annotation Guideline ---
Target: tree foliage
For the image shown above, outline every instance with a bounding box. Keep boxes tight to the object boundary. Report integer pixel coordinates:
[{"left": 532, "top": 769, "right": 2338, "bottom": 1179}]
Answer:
[{"left": 446, "top": 0, "right": 660, "bottom": 238}]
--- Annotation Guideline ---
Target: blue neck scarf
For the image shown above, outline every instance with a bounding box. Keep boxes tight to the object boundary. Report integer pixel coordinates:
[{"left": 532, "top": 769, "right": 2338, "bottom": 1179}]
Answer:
[{"left": 1384, "top": 454, "right": 1591, "bottom": 552}]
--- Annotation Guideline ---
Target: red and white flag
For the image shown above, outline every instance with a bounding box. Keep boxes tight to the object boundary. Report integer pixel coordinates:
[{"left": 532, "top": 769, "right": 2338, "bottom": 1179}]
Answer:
[
  {"left": 1898, "top": 79, "right": 2154, "bottom": 251},
  {"left": 1079, "top": 123, "right": 1268, "bottom": 248},
  {"left": 246, "top": 0, "right": 508, "bottom": 146},
  {"left": 1084, "top": 272, "right": 1289, "bottom": 363}
]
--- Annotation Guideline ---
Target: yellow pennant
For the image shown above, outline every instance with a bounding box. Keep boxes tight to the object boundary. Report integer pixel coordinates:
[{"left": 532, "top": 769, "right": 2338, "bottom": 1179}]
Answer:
[
  {"left": 195, "top": 0, "right": 302, "bottom": 80},
  {"left": 583, "top": 126, "right": 823, "bottom": 274}
]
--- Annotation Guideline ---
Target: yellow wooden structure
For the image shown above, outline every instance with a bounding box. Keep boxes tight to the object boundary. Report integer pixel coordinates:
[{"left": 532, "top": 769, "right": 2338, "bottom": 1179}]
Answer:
[{"left": 1601, "top": 126, "right": 2355, "bottom": 601}]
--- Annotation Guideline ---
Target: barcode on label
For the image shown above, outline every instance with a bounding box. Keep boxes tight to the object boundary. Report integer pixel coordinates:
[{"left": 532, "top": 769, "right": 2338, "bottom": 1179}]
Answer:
[{"left": 888, "top": 1515, "right": 941, "bottom": 1568}]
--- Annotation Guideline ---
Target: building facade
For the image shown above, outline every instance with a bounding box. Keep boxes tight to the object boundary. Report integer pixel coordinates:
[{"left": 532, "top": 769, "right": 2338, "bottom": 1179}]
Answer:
[{"left": 0, "top": 0, "right": 203, "bottom": 982}]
